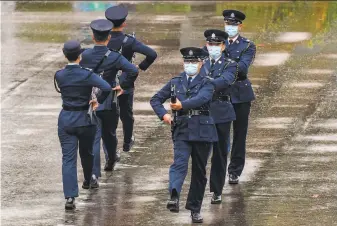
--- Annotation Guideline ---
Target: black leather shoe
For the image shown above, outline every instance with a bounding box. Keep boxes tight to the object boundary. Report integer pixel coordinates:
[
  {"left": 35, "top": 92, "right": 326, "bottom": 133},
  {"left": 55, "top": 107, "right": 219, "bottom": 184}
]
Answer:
[
  {"left": 90, "top": 175, "right": 99, "bottom": 189},
  {"left": 104, "top": 160, "right": 116, "bottom": 171},
  {"left": 166, "top": 198, "right": 179, "bottom": 213},
  {"left": 65, "top": 197, "right": 75, "bottom": 210},
  {"left": 229, "top": 174, "right": 239, "bottom": 184},
  {"left": 191, "top": 212, "right": 203, "bottom": 223},
  {"left": 82, "top": 180, "right": 90, "bottom": 189},
  {"left": 116, "top": 150, "right": 121, "bottom": 162},
  {"left": 211, "top": 193, "right": 222, "bottom": 204},
  {"left": 123, "top": 136, "right": 135, "bottom": 152}
]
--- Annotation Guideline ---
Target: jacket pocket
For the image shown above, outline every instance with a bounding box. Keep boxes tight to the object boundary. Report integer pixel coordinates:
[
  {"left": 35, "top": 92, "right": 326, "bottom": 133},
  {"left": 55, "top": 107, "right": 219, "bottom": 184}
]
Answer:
[
  {"left": 238, "top": 80, "right": 254, "bottom": 102},
  {"left": 199, "top": 118, "right": 213, "bottom": 138}
]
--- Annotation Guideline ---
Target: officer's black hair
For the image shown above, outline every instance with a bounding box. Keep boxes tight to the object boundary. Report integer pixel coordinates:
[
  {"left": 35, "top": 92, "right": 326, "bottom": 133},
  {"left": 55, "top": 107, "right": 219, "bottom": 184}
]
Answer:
[
  {"left": 93, "top": 31, "right": 110, "bottom": 42},
  {"left": 64, "top": 52, "right": 80, "bottom": 62}
]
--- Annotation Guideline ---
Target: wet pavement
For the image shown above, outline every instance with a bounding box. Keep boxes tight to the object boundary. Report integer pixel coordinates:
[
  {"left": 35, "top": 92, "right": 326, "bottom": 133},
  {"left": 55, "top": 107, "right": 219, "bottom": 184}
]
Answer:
[{"left": 2, "top": 1, "right": 337, "bottom": 225}]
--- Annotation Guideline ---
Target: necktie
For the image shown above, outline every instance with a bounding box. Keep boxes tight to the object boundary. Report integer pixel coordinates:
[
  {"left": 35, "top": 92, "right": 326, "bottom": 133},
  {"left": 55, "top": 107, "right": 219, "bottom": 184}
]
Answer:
[
  {"left": 229, "top": 39, "right": 233, "bottom": 45},
  {"left": 211, "top": 59, "right": 215, "bottom": 68},
  {"left": 187, "top": 77, "right": 192, "bottom": 87}
]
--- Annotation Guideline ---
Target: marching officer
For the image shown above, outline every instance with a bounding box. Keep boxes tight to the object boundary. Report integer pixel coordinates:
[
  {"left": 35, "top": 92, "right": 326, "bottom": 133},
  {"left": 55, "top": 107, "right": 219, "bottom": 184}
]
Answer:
[
  {"left": 105, "top": 5, "right": 157, "bottom": 157},
  {"left": 150, "top": 47, "right": 217, "bottom": 223},
  {"left": 202, "top": 29, "right": 238, "bottom": 204},
  {"left": 55, "top": 40, "right": 111, "bottom": 210},
  {"left": 80, "top": 19, "right": 139, "bottom": 181},
  {"left": 223, "top": 10, "right": 256, "bottom": 184}
]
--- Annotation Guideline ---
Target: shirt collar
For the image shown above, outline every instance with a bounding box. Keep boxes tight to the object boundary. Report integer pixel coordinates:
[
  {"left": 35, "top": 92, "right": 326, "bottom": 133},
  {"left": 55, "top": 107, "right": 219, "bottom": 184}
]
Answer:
[
  {"left": 186, "top": 73, "right": 198, "bottom": 82},
  {"left": 229, "top": 35, "right": 239, "bottom": 43},
  {"left": 210, "top": 55, "right": 222, "bottom": 65}
]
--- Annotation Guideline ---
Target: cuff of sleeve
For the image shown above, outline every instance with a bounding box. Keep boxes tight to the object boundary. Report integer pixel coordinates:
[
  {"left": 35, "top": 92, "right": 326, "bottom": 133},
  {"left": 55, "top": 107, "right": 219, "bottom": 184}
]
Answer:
[
  {"left": 159, "top": 112, "right": 168, "bottom": 120},
  {"left": 181, "top": 101, "right": 191, "bottom": 110},
  {"left": 138, "top": 62, "right": 148, "bottom": 71}
]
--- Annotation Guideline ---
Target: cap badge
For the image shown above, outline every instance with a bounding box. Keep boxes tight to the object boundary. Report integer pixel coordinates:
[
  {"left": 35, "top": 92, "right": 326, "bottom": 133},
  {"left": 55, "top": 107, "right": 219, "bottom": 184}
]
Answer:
[
  {"left": 189, "top": 50, "right": 193, "bottom": 56},
  {"left": 211, "top": 33, "right": 216, "bottom": 38},
  {"left": 231, "top": 13, "right": 235, "bottom": 18}
]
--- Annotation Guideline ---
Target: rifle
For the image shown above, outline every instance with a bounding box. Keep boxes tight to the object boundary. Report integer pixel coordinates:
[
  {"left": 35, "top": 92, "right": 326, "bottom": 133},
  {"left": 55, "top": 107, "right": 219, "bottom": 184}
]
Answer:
[
  {"left": 170, "top": 84, "right": 177, "bottom": 133},
  {"left": 131, "top": 32, "right": 136, "bottom": 64}
]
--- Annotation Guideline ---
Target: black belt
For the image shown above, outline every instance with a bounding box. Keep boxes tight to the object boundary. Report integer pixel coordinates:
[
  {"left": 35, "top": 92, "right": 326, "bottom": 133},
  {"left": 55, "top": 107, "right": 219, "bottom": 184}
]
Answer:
[
  {"left": 212, "top": 95, "right": 230, "bottom": 101},
  {"left": 62, "top": 105, "right": 89, "bottom": 111},
  {"left": 177, "top": 109, "right": 209, "bottom": 116}
]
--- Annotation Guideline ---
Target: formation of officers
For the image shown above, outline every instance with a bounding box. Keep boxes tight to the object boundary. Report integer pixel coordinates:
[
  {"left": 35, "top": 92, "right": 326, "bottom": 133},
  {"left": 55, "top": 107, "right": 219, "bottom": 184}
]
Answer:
[{"left": 55, "top": 5, "right": 255, "bottom": 223}]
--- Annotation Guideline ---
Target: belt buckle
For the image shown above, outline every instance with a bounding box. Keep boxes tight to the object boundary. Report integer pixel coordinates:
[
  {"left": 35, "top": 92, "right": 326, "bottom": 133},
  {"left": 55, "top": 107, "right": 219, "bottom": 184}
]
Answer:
[{"left": 188, "top": 109, "right": 192, "bottom": 118}]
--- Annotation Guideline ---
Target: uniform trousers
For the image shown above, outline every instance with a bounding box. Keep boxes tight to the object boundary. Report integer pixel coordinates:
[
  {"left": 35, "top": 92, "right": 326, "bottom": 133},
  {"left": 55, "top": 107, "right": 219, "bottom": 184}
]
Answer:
[
  {"left": 92, "top": 107, "right": 119, "bottom": 177},
  {"left": 228, "top": 102, "right": 251, "bottom": 176},
  {"left": 118, "top": 92, "right": 134, "bottom": 144},
  {"left": 210, "top": 122, "right": 231, "bottom": 194},
  {"left": 169, "top": 140, "right": 211, "bottom": 213},
  {"left": 58, "top": 125, "right": 96, "bottom": 198}
]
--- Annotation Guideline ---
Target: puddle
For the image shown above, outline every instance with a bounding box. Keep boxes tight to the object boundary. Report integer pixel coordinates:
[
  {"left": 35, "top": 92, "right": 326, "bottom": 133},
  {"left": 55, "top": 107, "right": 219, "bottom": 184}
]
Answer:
[
  {"left": 312, "top": 119, "right": 337, "bottom": 129},
  {"left": 301, "top": 69, "right": 334, "bottom": 75},
  {"left": 272, "top": 104, "right": 307, "bottom": 108},
  {"left": 275, "top": 32, "right": 312, "bottom": 43},
  {"left": 295, "top": 134, "right": 337, "bottom": 141},
  {"left": 24, "top": 112, "right": 59, "bottom": 116},
  {"left": 254, "top": 52, "right": 290, "bottom": 66},
  {"left": 307, "top": 144, "right": 337, "bottom": 153},
  {"left": 129, "top": 196, "right": 158, "bottom": 202},
  {"left": 16, "top": 129, "right": 43, "bottom": 135},
  {"left": 288, "top": 82, "right": 324, "bottom": 88}
]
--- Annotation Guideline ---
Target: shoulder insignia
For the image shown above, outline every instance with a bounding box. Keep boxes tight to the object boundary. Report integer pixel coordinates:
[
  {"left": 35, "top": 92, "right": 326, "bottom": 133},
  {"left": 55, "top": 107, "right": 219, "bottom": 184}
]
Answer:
[
  {"left": 108, "top": 48, "right": 118, "bottom": 53},
  {"left": 171, "top": 75, "right": 182, "bottom": 80},
  {"left": 125, "top": 34, "right": 136, "bottom": 40},
  {"left": 226, "top": 58, "right": 235, "bottom": 63},
  {"left": 204, "top": 75, "right": 214, "bottom": 81},
  {"left": 81, "top": 67, "right": 93, "bottom": 72}
]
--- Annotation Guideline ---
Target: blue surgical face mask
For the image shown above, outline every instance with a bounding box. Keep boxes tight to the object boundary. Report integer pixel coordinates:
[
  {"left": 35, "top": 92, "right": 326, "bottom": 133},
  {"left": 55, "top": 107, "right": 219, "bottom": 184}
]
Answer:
[
  {"left": 225, "top": 25, "right": 239, "bottom": 38},
  {"left": 207, "top": 45, "right": 222, "bottom": 60},
  {"left": 184, "top": 63, "right": 199, "bottom": 76}
]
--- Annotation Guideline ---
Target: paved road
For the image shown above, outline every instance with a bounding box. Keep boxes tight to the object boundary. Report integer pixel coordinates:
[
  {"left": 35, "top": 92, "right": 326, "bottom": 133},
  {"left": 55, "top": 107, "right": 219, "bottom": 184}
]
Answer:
[{"left": 1, "top": 1, "right": 337, "bottom": 225}]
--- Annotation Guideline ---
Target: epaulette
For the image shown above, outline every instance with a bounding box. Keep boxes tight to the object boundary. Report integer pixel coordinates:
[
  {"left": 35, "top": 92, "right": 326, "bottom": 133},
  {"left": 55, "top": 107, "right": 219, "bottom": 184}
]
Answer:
[
  {"left": 80, "top": 67, "right": 93, "bottom": 72},
  {"left": 204, "top": 75, "right": 214, "bottom": 81},
  {"left": 125, "top": 34, "right": 135, "bottom": 39},
  {"left": 108, "top": 48, "right": 118, "bottom": 53},
  {"left": 171, "top": 75, "right": 182, "bottom": 81},
  {"left": 242, "top": 38, "right": 254, "bottom": 45},
  {"left": 226, "top": 58, "right": 236, "bottom": 64}
]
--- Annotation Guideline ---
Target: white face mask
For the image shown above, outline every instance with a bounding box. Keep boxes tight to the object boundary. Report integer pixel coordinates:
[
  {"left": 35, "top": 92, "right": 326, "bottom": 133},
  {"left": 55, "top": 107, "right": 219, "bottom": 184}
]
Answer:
[
  {"left": 207, "top": 45, "right": 222, "bottom": 60},
  {"left": 225, "top": 25, "right": 239, "bottom": 38},
  {"left": 184, "top": 63, "right": 199, "bottom": 76}
]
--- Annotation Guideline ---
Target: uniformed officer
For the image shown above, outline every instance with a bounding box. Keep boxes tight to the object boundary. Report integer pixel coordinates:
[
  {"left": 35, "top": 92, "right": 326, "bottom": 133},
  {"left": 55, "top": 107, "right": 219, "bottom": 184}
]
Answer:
[
  {"left": 202, "top": 29, "right": 238, "bottom": 204},
  {"left": 150, "top": 47, "right": 217, "bottom": 223},
  {"left": 80, "top": 19, "right": 139, "bottom": 180},
  {"left": 55, "top": 40, "right": 112, "bottom": 210},
  {"left": 223, "top": 10, "right": 256, "bottom": 184},
  {"left": 105, "top": 5, "right": 157, "bottom": 155}
]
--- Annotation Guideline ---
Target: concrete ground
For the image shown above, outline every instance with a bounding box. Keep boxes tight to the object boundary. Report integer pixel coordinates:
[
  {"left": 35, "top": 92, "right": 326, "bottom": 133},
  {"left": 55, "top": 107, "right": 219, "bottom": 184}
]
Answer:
[{"left": 1, "top": 1, "right": 337, "bottom": 225}]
